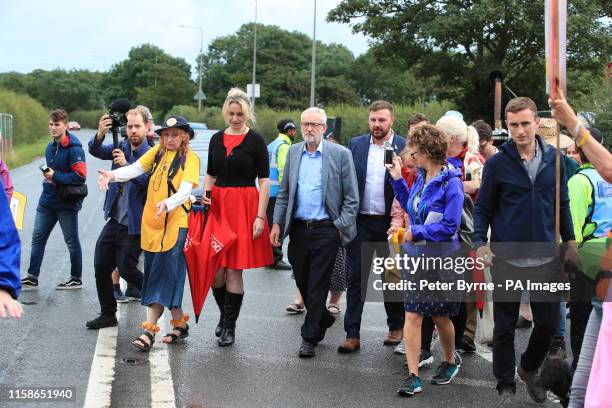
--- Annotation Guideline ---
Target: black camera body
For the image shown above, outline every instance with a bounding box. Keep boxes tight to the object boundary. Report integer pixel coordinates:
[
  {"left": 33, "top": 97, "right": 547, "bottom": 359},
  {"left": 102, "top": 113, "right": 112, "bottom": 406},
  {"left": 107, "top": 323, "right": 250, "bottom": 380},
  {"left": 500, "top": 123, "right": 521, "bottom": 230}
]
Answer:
[{"left": 108, "top": 98, "right": 132, "bottom": 148}]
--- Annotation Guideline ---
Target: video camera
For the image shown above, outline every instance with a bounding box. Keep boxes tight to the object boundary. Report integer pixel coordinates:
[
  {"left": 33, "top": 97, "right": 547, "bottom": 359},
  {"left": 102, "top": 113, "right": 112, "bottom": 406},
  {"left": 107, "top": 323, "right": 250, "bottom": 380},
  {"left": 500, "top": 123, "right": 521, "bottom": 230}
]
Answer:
[{"left": 108, "top": 98, "right": 131, "bottom": 148}]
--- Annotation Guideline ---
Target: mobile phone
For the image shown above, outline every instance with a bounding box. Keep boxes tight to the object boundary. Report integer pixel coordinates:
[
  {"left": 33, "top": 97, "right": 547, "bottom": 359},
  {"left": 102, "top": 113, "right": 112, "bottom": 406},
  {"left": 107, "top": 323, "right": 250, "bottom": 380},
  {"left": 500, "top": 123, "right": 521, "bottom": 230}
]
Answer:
[
  {"left": 384, "top": 148, "right": 394, "bottom": 165},
  {"left": 39, "top": 164, "right": 50, "bottom": 173},
  {"left": 203, "top": 190, "right": 212, "bottom": 211},
  {"left": 465, "top": 173, "right": 472, "bottom": 181}
]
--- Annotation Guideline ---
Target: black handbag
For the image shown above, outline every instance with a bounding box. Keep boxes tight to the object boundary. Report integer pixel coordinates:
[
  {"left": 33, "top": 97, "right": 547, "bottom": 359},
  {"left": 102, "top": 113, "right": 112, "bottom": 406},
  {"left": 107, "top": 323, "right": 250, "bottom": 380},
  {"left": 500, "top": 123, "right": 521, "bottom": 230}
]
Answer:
[{"left": 56, "top": 183, "right": 88, "bottom": 201}]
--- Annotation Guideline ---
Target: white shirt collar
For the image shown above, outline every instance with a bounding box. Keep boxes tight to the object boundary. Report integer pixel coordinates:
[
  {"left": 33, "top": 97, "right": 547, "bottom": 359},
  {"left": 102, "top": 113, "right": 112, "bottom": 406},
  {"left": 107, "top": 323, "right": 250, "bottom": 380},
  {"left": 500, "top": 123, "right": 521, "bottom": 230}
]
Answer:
[{"left": 369, "top": 132, "right": 395, "bottom": 146}]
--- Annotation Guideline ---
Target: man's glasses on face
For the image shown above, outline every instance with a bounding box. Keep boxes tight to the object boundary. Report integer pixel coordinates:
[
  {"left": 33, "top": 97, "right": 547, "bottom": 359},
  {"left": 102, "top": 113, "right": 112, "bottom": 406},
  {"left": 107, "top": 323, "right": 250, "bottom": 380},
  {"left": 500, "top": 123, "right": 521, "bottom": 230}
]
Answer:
[{"left": 300, "top": 122, "right": 325, "bottom": 129}]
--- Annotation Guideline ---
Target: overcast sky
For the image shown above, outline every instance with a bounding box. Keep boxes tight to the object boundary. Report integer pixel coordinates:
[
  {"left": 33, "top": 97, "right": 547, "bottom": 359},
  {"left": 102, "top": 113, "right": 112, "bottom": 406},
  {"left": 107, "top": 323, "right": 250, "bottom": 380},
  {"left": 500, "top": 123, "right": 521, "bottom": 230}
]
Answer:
[{"left": 0, "top": 0, "right": 369, "bottom": 74}]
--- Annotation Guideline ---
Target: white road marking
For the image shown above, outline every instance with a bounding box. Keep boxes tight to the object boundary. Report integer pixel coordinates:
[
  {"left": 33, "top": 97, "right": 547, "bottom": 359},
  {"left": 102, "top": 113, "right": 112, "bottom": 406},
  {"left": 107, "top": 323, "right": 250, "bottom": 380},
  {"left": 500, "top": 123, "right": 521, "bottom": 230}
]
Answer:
[
  {"left": 150, "top": 313, "right": 177, "bottom": 408},
  {"left": 475, "top": 343, "right": 493, "bottom": 363},
  {"left": 83, "top": 308, "right": 121, "bottom": 408}
]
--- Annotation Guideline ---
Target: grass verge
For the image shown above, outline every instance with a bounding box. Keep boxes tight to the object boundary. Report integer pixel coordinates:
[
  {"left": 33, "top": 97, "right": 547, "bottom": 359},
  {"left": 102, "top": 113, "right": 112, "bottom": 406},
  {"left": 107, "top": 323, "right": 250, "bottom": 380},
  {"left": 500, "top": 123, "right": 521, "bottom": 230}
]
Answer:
[{"left": 3, "top": 139, "right": 49, "bottom": 169}]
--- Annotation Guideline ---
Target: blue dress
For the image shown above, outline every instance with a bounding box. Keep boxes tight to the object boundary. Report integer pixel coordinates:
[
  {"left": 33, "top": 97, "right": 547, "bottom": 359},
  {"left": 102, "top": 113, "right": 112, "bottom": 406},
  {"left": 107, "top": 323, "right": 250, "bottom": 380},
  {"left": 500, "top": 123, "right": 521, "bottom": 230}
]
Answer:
[
  {"left": 391, "top": 164, "right": 464, "bottom": 316},
  {"left": 142, "top": 228, "right": 188, "bottom": 308}
]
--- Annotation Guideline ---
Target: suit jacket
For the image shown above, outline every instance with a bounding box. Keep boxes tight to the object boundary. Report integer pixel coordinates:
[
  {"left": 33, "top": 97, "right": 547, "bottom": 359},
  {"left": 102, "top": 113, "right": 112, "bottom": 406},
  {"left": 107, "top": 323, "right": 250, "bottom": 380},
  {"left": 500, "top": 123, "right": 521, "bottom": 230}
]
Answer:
[
  {"left": 348, "top": 132, "right": 406, "bottom": 216},
  {"left": 273, "top": 139, "right": 359, "bottom": 246}
]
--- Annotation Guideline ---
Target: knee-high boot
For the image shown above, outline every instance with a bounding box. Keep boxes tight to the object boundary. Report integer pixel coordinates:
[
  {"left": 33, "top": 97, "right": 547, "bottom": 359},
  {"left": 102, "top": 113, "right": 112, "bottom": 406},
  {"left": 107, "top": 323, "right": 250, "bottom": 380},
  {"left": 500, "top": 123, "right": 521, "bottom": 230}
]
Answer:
[
  {"left": 211, "top": 286, "right": 226, "bottom": 337},
  {"left": 218, "top": 292, "right": 244, "bottom": 347}
]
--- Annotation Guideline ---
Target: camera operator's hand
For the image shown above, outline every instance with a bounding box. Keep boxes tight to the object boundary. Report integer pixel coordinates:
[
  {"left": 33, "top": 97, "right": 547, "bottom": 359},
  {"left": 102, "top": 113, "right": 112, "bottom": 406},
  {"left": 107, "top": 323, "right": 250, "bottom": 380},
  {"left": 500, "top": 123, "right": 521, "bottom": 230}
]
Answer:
[
  {"left": 112, "top": 149, "right": 127, "bottom": 166},
  {"left": 97, "top": 115, "right": 112, "bottom": 140}
]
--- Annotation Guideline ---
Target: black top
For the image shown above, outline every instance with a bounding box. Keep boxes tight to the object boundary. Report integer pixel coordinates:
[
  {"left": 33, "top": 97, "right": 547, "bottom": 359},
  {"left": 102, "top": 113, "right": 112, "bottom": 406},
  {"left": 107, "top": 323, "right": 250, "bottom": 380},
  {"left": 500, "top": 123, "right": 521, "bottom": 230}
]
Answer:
[{"left": 207, "top": 129, "right": 270, "bottom": 187}]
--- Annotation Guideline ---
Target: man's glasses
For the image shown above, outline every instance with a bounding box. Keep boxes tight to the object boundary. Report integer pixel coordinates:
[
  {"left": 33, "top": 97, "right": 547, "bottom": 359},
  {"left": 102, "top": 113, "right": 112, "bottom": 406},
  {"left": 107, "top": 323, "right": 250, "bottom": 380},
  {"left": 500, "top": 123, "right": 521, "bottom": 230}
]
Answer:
[{"left": 300, "top": 122, "right": 325, "bottom": 129}]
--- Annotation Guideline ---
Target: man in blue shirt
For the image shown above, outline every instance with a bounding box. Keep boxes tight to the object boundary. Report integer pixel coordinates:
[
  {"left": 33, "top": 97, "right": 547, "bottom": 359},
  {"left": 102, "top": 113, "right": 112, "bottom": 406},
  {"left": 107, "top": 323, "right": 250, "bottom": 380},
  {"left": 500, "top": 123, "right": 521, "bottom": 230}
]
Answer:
[
  {"left": 271, "top": 107, "right": 359, "bottom": 358},
  {"left": 85, "top": 107, "right": 151, "bottom": 329}
]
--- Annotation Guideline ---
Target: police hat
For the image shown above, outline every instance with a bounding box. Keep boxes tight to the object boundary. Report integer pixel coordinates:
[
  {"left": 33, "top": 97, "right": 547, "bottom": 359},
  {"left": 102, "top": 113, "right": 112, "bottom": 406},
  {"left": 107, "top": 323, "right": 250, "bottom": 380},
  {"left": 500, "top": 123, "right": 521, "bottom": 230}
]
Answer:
[
  {"left": 155, "top": 115, "right": 195, "bottom": 139},
  {"left": 277, "top": 119, "right": 296, "bottom": 133}
]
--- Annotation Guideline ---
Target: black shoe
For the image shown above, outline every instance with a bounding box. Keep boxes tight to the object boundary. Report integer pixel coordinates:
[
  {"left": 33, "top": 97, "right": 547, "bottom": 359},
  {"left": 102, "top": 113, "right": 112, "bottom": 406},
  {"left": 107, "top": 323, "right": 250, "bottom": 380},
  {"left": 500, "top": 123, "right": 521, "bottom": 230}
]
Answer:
[
  {"left": 515, "top": 316, "right": 533, "bottom": 329},
  {"left": 298, "top": 340, "right": 316, "bottom": 358},
  {"left": 124, "top": 287, "right": 141, "bottom": 301},
  {"left": 21, "top": 276, "right": 39, "bottom": 290},
  {"left": 517, "top": 366, "right": 546, "bottom": 403},
  {"left": 496, "top": 386, "right": 516, "bottom": 407},
  {"left": 268, "top": 260, "right": 292, "bottom": 270},
  {"left": 86, "top": 314, "right": 118, "bottom": 329},
  {"left": 56, "top": 277, "right": 82, "bottom": 290},
  {"left": 212, "top": 286, "right": 226, "bottom": 337},
  {"left": 218, "top": 292, "right": 243, "bottom": 347},
  {"left": 457, "top": 335, "right": 476, "bottom": 353},
  {"left": 548, "top": 337, "right": 567, "bottom": 359}
]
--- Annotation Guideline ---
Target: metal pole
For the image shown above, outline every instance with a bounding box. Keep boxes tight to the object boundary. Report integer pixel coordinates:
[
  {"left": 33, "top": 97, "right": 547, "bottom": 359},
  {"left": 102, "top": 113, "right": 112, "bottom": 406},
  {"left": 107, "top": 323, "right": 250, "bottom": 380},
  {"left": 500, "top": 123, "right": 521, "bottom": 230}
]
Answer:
[
  {"left": 198, "top": 28, "right": 203, "bottom": 111},
  {"left": 252, "top": 0, "right": 257, "bottom": 110},
  {"left": 310, "top": 0, "right": 317, "bottom": 107}
]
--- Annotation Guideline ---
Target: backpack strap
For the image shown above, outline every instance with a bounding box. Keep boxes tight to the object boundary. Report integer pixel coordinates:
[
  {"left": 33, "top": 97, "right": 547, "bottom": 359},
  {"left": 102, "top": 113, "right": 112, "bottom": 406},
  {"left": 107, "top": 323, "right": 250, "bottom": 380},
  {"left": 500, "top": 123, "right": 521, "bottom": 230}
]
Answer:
[
  {"left": 575, "top": 169, "right": 597, "bottom": 242},
  {"left": 152, "top": 151, "right": 190, "bottom": 214}
]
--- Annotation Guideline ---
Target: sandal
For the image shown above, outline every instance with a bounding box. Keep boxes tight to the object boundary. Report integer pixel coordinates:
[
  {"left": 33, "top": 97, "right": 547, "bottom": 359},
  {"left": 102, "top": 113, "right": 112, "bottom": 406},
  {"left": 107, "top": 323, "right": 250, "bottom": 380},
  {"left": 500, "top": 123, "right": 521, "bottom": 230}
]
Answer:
[
  {"left": 162, "top": 315, "right": 190, "bottom": 344},
  {"left": 132, "top": 322, "right": 159, "bottom": 352},
  {"left": 286, "top": 303, "right": 305, "bottom": 314},
  {"left": 327, "top": 303, "right": 341, "bottom": 315}
]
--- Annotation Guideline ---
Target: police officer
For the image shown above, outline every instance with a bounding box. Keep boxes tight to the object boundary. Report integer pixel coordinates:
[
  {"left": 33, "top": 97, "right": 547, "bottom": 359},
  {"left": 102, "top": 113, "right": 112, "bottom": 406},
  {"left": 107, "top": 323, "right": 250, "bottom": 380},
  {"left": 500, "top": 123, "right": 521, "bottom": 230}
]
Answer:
[{"left": 266, "top": 119, "right": 296, "bottom": 270}]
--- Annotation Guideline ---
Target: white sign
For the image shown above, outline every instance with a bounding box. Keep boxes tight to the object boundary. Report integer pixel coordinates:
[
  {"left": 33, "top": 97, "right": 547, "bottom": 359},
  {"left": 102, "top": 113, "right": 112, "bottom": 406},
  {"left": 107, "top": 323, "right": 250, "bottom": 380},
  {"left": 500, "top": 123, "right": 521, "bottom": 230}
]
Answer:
[{"left": 246, "top": 84, "right": 260, "bottom": 98}]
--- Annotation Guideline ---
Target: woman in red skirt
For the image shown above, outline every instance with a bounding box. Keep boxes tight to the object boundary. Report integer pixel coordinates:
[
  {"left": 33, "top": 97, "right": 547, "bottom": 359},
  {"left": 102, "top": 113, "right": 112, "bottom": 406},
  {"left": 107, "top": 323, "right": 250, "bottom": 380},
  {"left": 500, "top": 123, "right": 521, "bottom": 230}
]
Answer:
[{"left": 203, "top": 88, "right": 273, "bottom": 346}]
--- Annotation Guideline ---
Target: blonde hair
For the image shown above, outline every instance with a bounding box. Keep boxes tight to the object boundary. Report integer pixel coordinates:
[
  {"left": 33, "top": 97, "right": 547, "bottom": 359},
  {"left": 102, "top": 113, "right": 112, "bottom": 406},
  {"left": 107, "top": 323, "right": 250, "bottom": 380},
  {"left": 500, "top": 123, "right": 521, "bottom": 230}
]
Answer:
[
  {"left": 157, "top": 128, "right": 191, "bottom": 158},
  {"left": 222, "top": 88, "right": 255, "bottom": 126},
  {"left": 127, "top": 106, "right": 151, "bottom": 124},
  {"left": 436, "top": 115, "right": 479, "bottom": 154}
]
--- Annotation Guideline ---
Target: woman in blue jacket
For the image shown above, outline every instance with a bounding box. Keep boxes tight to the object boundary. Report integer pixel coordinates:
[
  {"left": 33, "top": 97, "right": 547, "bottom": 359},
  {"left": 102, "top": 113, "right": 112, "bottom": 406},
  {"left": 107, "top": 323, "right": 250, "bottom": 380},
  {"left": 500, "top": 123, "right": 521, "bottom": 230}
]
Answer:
[
  {"left": 0, "top": 177, "right": 22, "bottom": 318},
  {"left": 386, "top": 124, "right": 464, "bottom": 397}
]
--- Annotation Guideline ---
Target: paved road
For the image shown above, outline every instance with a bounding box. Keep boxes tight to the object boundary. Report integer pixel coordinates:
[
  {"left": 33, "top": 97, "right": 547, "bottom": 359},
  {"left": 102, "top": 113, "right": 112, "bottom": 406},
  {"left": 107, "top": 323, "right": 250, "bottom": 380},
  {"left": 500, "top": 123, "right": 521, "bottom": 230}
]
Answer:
[{"left": 0, "top": 130, "right": 566, "bottom": 407}]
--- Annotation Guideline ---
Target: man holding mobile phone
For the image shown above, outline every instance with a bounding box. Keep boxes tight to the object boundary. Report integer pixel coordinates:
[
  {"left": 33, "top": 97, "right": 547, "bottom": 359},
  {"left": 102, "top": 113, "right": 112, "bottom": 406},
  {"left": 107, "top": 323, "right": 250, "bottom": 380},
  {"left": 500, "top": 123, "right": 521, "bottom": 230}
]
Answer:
[
  {"left": 340, "top": 100, "right": 407, "bottom": 353},
  {"left": 21, "top": 109, "right": 87, "bottom": 290}
]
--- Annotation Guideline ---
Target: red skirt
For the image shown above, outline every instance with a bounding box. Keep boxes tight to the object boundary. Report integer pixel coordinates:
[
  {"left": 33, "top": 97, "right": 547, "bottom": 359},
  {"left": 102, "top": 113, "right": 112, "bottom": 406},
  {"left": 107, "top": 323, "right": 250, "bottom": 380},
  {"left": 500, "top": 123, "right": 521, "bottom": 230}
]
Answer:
[{"left": 210, "top": 185, "right": 273, "bottom": 270}]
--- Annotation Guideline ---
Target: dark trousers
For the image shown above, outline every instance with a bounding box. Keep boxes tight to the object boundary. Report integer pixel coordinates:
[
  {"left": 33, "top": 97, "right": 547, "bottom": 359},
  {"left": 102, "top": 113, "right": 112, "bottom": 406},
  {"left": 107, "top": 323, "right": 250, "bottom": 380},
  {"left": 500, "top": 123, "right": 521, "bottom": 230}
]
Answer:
[
  {"left": 344, "top": 215, "right": 405, "bottom": 339},
  {"left": 568, "top": 263, "right": 595, "bottom": 371},
  {"left": 94, "top": 220, "right": 144, "bottom": 315},
  {"left": 421, "top": 302, "right": 467, "bottom": 352},
  {"left": 266, "top": 197, "right": 283, "bottom": 264},
  {"left": 491, "top": 259, "right": 560, "bottom": 389},
  {"left": 288, "top": 223, "right": 340, "bottom": 343}
]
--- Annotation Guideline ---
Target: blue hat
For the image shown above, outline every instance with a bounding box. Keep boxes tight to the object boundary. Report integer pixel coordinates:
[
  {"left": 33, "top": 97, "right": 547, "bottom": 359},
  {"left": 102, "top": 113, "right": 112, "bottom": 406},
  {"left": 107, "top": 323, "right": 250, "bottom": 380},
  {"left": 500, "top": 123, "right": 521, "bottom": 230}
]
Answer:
[{"left": 155, "top": 115, "right": 194, "bottom": 139}]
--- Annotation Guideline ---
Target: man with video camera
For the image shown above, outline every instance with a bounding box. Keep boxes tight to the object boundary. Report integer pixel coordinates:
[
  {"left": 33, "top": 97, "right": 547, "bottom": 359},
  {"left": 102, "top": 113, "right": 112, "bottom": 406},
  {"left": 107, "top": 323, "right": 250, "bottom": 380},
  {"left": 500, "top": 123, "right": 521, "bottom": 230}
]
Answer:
[{"left": 85, "top": 104, "right": 152, "bottom": 329}]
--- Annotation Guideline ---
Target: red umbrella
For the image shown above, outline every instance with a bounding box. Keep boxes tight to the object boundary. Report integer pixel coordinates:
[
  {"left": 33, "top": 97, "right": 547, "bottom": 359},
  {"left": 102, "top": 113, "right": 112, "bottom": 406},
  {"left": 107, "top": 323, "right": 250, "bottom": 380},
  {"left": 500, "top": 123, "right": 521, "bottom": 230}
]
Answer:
[
  {"left": 184, "top": 207, "right": 237, "bottom": 323},
  {"left": 469, "top": 249, "right": 485, "bottom": 317}
]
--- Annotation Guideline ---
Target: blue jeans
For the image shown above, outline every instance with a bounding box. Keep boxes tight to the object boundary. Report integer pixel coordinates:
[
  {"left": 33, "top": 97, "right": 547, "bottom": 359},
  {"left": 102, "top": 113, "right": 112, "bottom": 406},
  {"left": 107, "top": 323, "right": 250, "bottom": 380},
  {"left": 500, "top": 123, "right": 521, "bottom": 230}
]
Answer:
[
  {"left": 555, "top": 301, "right": 567, "bottom": 338},
  {"left": 27, "top": 206, "right": 82, "bottom": 279}
]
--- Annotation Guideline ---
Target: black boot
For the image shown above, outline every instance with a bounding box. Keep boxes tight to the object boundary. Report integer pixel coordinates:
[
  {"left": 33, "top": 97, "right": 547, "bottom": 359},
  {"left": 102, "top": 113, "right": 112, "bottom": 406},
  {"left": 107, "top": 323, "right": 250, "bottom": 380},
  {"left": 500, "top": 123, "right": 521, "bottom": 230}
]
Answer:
[
  {"left": 218, "top": 292, "right": 243, "bottom": 347},
  {"left": 211, "top": 286, "right": 226, "bottom": 337}
]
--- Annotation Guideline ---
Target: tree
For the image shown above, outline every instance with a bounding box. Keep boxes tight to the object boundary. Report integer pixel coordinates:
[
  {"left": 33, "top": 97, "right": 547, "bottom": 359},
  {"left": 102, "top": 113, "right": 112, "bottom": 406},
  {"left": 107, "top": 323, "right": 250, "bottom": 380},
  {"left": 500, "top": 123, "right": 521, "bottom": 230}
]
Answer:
[
  {"left": 328, "top": 0, "right": 611, "bottom": 119},
  {"left": 106, "top": 44, "right": 196, "bottom": 112},
  {"left": 198, "top": 24, "right": 359, "bottom": 109}
]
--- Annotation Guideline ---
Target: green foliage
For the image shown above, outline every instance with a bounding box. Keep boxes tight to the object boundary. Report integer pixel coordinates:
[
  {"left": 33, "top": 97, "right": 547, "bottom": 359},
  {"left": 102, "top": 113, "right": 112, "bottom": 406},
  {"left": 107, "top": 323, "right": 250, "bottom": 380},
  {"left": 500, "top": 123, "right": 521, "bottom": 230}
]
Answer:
[
  {"left": 196, "top": 100, "right": 455, "bottom": 145},
  {"left": 328, "top": 0, "right": 611, "bottom": 119},
  {"left": 0, "top": 88, "right": 49, "bottom": 145},
  {"left": 70, "top": 109, "right": 106, "bottom": 129},
  {"left": 574, "top": 79, "right": 612, "bottom": 150},
  {"left": 0, "top": 70, "right": 106, "bottom": 112},
  {"left": 106, "top": 44, "right": 196, "bottom": 113},
  {"left": 199, "top": 24, "right": 359, "bottom": 108}
]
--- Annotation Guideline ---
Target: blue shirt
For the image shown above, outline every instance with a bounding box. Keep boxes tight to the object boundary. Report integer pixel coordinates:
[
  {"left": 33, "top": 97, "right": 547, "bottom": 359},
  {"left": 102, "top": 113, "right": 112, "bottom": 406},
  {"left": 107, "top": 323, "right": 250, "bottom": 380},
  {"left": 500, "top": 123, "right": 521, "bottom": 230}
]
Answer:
[{"left": 294, "top": 142, "right": 330, "bottom": 221}]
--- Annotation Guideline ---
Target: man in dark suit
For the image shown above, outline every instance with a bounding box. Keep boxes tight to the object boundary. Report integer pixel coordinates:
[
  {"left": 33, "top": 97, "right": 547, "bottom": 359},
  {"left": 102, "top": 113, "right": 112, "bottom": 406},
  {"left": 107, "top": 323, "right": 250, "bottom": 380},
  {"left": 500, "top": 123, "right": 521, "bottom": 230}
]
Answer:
[
  {"left": 339, "top": 100, "right": 407, "bottom": 353},
  {"left": 271, "top": 107, "right": 359, "bottom": 358}
]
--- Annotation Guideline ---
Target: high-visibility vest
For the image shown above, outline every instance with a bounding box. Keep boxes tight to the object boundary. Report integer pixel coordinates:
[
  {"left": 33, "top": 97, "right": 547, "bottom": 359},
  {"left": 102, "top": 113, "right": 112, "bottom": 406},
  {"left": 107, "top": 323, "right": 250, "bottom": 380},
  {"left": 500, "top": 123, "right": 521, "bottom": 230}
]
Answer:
[
  {"left": 267, "top": 136, "right": 290, "bottom": 198},
  {"left": 576, "top": 167, "right": 612, "bottom": 241}
]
